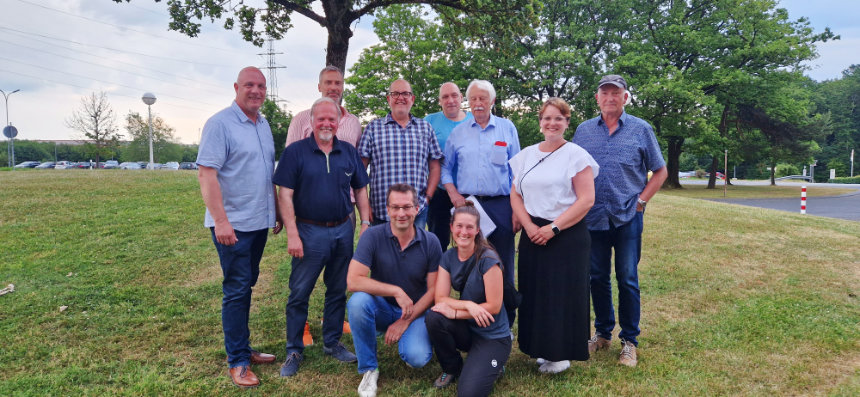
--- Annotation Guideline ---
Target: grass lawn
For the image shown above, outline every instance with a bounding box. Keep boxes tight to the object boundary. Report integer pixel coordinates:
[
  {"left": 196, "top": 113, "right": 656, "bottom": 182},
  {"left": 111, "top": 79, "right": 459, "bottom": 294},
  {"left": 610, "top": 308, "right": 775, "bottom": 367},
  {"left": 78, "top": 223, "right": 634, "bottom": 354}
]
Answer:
[{"left": 1, "top": 171, "right": 858, "bottom": 396}]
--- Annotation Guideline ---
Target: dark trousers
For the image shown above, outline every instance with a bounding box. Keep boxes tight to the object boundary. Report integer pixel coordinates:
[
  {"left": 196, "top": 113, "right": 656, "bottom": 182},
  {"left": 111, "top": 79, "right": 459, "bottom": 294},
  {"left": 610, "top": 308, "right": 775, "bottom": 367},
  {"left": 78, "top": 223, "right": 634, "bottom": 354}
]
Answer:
[
  {"left": 286, "top": 221, "right": 354, "bottom": 352},
  {"left": 475, "top": 195, "right": 516, "bottom": 326},
  {"left": 426, "top": 311, "right": 511, "bottom": 397},
  {"left": 427, "top": 188, "right": 453, "bottom": 251},
  {"left": 211, "top": 228, "right": 268, "bottom": 368},
  {"left": 589, "top": 212, "right": 643, "bottom": 346}
]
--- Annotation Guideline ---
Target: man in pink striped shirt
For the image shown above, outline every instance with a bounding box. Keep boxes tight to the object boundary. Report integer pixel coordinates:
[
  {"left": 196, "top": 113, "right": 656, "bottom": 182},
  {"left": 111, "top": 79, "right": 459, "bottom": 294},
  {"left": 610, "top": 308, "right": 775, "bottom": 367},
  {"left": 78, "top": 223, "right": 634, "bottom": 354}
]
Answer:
[{"left": 285, "top": 66, "right": 363, "bottom": 147}]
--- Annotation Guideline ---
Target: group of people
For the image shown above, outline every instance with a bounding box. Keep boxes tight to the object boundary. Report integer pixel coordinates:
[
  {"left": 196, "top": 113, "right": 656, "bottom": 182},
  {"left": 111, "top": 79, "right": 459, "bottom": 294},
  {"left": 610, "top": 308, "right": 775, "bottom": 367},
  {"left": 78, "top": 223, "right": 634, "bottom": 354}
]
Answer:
[{"left": 196, "top": 65, "right": 667, "bottom": 396}]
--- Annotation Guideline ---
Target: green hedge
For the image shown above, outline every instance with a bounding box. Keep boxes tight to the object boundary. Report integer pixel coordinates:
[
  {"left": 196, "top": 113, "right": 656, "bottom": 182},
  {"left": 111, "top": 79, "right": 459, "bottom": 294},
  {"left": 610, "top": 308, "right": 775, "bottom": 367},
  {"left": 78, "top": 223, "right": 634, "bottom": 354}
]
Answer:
[{"left": 829, "top": 176, "right": 860, "bottom": 184}]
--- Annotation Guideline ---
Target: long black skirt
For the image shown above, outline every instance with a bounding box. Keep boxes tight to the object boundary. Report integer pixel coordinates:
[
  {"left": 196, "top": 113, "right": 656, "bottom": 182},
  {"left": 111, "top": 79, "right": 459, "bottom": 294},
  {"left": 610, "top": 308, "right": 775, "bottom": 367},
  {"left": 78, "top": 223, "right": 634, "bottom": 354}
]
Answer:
[{"left": 517, "top": 216, "right": 591, "bottom": 361}]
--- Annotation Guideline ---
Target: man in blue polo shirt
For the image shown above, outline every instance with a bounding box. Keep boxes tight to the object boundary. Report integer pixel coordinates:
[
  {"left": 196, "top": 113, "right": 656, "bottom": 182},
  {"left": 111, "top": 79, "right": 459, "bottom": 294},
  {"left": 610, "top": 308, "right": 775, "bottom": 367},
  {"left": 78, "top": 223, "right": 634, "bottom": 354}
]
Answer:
[
  {"left": 273, "top": 97, "right": 372, "bottom": 377},
  {"left": 197, "top": 66, "right": 281, "bottom": 388},
  {"left": 424, "top": 82, "right": 473, "bottom": 250},
  {"left": 346, "top": 184, "right": 442, "bottom": 397},
  {"left": 572, "top": 74, "right": 667, "bottom": 367}
]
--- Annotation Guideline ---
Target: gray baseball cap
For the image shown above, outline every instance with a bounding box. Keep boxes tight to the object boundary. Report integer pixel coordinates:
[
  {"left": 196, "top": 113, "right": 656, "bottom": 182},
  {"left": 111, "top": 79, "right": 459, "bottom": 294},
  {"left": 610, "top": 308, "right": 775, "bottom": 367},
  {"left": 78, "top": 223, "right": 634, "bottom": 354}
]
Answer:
[{"left": 598, "top": 75, "right": 627, "bottom": 90}]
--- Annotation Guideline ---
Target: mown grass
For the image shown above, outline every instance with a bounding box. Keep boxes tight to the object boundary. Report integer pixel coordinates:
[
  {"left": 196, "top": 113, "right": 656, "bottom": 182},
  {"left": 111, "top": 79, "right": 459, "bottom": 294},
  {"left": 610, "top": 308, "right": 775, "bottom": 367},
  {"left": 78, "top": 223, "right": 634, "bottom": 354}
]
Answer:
[
  {"left": 664, "top": 182, "right": 856, "bottom": 199},
  {"left": 1, "top": 171, "right": 858, "bottom": 396}
]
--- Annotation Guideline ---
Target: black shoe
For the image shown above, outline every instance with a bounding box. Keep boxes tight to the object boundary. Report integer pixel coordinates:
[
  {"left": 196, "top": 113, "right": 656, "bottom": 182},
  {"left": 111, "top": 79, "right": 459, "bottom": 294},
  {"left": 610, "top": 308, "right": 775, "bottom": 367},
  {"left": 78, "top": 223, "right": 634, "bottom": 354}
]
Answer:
[{"left": 279, "top": 352, "right": 303, "bottom": 377}]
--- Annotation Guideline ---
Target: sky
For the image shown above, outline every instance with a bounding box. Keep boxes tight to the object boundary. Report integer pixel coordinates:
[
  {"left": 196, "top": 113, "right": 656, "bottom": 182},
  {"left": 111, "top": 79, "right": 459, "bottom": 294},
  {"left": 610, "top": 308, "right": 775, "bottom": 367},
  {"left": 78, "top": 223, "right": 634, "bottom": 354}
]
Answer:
[{"left": 0, "top": 0, "right": 858, "bottom": 145}]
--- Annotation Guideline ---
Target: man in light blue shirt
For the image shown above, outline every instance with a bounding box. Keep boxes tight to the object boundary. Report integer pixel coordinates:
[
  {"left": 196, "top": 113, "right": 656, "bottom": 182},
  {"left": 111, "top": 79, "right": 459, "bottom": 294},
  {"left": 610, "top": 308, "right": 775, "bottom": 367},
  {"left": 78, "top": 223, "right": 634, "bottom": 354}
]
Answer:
[
  {"left": 424, "top": 82, "right": 473, "bottom": 250},
  {"left": 441, "top": 79, "right": 520, "bottom": 326},
  {"left": 197, "top": 66, "right": 282, "bottom": 388}
]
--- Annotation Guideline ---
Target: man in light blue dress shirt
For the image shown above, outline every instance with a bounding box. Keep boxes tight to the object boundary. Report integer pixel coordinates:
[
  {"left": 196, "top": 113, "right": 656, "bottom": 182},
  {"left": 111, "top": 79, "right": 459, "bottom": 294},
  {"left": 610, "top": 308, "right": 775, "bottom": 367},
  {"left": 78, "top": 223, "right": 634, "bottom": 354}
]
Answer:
[
  {"left": 197, "top": 67, "right": 282, "bottom": 388},
  {"left": 441, "top": 79, "right": 520, "bottom": 326}
]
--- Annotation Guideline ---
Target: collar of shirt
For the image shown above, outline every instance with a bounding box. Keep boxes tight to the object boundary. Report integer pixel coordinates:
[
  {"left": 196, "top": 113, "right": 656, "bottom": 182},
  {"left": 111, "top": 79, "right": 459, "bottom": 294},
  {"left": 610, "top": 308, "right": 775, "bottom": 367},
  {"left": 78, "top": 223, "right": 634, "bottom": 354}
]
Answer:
[
  {"left": 383, "top": 222, "right": 425, "bottom": 250},
  {"left": 596, "top": 111, "right": 629, "bottom": 130},
  {"left": 383, "top": 112, "right": 418, "bottom": 127},
  {"left": 307, "top": 135, "right": 344, "bottom": 154},
  {"left": 468, "top": 114, "right": 499, "bottom": 131},
  {"left": 230, "top": 101, "right": 263, "bottom": 125}
]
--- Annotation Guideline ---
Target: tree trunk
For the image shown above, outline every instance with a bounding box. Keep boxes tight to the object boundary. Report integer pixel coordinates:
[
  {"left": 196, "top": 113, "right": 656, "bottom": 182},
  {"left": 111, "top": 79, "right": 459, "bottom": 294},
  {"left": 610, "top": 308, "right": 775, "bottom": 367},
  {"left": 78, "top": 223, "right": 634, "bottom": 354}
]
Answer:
[
  {"left": 323, "top": 3, "right": 354, "bottom": 72},
  {"left": 707, "top": 156, "right": 718, "bottom": 189},
  {"left": 663, "top": 136, "right": 684, "bottom": 188},
  {"left": 770, "top": 160, "right": 776, "bottom": 186}
]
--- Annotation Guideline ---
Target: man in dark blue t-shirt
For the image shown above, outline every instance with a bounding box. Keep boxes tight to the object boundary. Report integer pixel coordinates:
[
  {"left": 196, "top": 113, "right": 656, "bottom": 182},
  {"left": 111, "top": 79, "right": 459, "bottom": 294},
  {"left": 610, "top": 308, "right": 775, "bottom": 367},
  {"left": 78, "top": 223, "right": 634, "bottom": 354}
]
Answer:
[
  {"left": 346, "top": 183, "right": 442, "bottom": 397},
  {"left": 273, "top": 97, "right": 372, "bottom": 377}
]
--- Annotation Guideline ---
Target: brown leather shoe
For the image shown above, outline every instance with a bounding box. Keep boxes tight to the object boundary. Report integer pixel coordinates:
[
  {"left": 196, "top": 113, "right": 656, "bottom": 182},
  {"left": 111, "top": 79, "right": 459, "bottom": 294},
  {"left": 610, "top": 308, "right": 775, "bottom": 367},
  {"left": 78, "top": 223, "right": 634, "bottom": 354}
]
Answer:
[
  {"left": 228, "top": 365, "right": 260, "bottom": 388},
  {"left": 251, "top": 350, "right": 276, "bottom": 364}
]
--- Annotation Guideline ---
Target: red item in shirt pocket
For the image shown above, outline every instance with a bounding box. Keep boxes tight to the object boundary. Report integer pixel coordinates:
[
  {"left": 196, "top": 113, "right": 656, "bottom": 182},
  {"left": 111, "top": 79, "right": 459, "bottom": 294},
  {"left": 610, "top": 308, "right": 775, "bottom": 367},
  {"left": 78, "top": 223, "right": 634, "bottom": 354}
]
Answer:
[{"left": 494, "top": 141, "right": 507, "bottom": 147}]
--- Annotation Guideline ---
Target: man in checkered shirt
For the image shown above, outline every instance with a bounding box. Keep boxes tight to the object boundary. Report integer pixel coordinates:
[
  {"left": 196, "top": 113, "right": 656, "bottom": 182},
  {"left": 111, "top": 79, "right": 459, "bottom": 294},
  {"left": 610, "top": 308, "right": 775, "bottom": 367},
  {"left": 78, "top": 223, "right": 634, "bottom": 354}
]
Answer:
[{"left": 357, "top": 79, "right": 444, "bottom": 228}]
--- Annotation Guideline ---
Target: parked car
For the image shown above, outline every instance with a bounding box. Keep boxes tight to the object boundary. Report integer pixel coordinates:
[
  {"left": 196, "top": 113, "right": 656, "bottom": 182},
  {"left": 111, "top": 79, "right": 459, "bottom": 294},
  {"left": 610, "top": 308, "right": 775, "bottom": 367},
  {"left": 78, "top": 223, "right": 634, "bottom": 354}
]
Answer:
[
  {"left": 101, "top": 160, "right": 120, "bottom": 169},
  {"left": 14, "top": 161, "right": 41, "bottom": 168},
  {"left": 179, "top": 162, "right": 198, "bottom": 170},
  {"left": 35, "top": 162, "right": 56, "bottom": 169},
  {"left": 119, "top": 162, "right": 142, "bottom": 170},
  {"left": 162, "top": 161, "right": 180, "bottom": 170},
  {"left": 54, "top": 161, "right": 74, "bottom": 170},
  {"left": 75, "top": 161, "right": 94, "bottom": 169}
]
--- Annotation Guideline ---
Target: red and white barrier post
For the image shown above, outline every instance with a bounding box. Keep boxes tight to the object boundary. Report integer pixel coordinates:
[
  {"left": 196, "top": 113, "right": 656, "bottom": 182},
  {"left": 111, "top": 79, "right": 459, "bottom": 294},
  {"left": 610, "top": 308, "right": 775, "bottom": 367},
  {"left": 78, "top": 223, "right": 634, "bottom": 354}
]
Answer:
[{"left": 800, "top": 185, "right": 807, "bottom": 214}]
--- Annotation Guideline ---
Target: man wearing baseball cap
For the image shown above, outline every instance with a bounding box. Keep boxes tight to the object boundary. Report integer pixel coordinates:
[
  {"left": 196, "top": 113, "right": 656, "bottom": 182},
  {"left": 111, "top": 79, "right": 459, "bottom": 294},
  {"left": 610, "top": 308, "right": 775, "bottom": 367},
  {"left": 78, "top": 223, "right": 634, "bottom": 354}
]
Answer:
[{"left": 571, "top": 74, "right": 667, "bottom": 367}]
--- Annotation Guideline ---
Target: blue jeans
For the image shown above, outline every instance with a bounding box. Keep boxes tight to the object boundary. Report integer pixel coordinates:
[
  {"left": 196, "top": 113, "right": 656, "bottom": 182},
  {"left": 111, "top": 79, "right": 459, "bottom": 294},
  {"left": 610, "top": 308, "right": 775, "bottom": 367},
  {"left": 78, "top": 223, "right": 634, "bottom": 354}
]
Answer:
[
  {"left": 286, "top": 221, "right": 353, "bottom": 353},
  {"left": 211, "top": 228, "right": 269, "bottom": 368},
  {"left": 346, "top": 292, "right": 433, "bottom": 373},
  {"left": 589, "top": 212, "right": 643, "bottom": 346}
]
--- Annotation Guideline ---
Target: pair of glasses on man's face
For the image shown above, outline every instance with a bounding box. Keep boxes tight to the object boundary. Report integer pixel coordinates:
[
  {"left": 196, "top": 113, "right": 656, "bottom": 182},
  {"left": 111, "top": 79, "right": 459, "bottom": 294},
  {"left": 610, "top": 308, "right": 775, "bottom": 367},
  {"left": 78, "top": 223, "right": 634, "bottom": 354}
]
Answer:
[
  {"left": 388, "top": 91, "right": 413, "bottom": 98},
  {"left": 388, "top": 204, "right": 415, "bottom": 212}
]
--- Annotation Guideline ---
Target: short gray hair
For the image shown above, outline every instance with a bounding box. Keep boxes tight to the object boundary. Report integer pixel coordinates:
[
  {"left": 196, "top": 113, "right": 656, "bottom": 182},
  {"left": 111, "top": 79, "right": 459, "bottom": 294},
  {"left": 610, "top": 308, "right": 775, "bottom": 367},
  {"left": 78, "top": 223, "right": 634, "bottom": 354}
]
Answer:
[
  {"left": 318, "top": 65, "right": 343, "bottom": 82},
  {"left": 310, "top": 97, "right": 342, "bottom": 120},
  {"left": 466, "top": 80, "right": 496, "bottom": 102}
]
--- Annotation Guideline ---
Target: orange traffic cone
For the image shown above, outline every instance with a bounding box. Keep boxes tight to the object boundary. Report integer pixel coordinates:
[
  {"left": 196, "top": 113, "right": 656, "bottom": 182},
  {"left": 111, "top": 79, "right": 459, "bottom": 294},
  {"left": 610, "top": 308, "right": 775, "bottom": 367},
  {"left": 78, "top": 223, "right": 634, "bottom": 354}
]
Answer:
[{"left": 303, "top": 321, "right": 314, "bottom": 346}]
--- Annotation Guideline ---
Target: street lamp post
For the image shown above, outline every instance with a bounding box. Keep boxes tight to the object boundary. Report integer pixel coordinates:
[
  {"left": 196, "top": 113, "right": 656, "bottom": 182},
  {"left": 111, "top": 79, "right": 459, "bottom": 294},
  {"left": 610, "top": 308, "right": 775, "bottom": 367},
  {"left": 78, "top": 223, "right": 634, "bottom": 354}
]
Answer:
[
  {"left": 141, "top": 93, "right": 157, "bottom": 169},
  {"left": 2, "top": 89, "right": 21, "bottom": 168}
]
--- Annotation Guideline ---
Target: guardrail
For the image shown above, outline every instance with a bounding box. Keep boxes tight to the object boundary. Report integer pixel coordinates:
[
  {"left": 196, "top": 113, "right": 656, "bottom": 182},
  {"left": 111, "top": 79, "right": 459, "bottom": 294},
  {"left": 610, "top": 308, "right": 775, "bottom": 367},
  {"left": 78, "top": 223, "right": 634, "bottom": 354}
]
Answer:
[{"left": 775, "top": 175, "right": 812, "bottom": 181}]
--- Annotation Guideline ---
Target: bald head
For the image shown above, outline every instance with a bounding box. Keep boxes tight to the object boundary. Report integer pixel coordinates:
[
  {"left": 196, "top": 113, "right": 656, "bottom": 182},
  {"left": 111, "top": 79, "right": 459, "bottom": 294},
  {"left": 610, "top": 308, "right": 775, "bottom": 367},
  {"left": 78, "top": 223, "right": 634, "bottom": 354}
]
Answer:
[
  {"left": 234, "top": 66, "right": 267, "bottom": 120},
  {"left": 438, "top": 82, "right": 464, "bottom": 120}
]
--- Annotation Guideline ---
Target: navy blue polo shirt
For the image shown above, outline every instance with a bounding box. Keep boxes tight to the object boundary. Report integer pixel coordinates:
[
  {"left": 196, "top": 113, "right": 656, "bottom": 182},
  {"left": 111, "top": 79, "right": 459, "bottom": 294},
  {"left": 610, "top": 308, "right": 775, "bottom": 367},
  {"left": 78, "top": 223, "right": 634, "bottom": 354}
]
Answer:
[
  {"left": 273, "top": 136, "right": 369, "bottom": 222},
  {"left": 572, "top": 112, "right": 665, "bottom": 230},
  {"left": 352, "top": 224, "right": 442, "bottom": 306}
]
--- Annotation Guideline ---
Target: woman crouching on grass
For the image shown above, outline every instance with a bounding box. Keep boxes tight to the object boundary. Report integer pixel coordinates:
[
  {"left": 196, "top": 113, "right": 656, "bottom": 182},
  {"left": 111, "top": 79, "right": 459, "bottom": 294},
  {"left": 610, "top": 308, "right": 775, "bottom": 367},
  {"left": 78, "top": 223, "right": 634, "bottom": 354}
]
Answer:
[{"left": 425, "top": 202, "right": 511, "bottom": 397}]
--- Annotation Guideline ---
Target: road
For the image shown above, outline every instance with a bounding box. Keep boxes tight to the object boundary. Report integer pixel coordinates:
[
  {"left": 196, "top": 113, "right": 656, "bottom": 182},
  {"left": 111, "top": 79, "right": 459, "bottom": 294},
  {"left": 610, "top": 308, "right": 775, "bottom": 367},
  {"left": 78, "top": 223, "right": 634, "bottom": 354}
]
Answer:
[{"left": 682, "top": 180, "right": 860, "bottom": 222}]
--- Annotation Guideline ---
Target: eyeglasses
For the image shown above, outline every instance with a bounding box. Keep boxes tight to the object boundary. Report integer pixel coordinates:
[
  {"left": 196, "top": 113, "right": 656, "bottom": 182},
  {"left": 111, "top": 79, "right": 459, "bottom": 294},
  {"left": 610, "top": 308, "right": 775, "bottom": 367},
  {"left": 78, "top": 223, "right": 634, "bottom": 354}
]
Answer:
[
  {"left": 388, "top": 91, "right": 414, "bottom": 98},
  {"left": 387, "top": 204, "right": 415, "bottom": 212}
]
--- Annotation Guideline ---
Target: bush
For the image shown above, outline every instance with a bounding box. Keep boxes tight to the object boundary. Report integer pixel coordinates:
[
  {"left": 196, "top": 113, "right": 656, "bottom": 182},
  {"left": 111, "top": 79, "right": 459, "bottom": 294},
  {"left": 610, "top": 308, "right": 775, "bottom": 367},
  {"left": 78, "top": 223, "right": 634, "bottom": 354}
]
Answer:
[
  {"left": 829, "top": 176, "right": 860, "bottom": 184},
  {"left": 775, "top": 163, "right": 800, "bottom": 177}
]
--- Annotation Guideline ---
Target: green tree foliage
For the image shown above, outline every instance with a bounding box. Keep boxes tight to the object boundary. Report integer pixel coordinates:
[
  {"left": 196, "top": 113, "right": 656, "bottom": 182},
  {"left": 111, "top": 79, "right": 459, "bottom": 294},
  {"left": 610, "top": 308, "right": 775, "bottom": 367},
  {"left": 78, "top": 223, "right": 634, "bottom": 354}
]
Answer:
[
  {"left": 260, "top": 99, "right": 292, "bottom": 160},
  {"left": 65, "top": 92, "right": 122, "bottom": 165},
  {"left": 113, "top": 0, "right": 537, "bottom": 72},
  {"left": 812, "top": 65, "right": 860, "bottom": 178},
  {"left": 121, "top": 111, "right": 181, "bottom": 162}
]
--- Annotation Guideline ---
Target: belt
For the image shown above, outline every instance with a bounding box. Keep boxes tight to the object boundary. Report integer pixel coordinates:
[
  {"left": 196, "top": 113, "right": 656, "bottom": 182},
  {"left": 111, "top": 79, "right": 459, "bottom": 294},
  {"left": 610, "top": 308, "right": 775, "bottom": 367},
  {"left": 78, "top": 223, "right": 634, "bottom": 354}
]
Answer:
[
  {"left": 472, "top": 195, "right": 508, "bottom": 201},
  {"left": 296, "top": 215, "right": 350, "bottom": 227}
]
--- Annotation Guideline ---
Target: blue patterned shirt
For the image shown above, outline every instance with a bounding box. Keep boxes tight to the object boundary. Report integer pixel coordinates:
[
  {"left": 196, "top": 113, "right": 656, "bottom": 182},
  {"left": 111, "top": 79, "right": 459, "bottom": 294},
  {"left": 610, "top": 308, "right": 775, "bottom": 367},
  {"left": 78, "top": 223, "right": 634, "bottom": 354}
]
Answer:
[
  {"left": 196, "top": 101, "right": 277, "bottom": 231},
  {"left": 572, "top": 111, "right": 665, "bottom": 230},
  {"left": 357, "top": 113, "right": 444, "bottom": 221},
  {"left": 441, "top": 115, "right": 521, "bottom": 196}
]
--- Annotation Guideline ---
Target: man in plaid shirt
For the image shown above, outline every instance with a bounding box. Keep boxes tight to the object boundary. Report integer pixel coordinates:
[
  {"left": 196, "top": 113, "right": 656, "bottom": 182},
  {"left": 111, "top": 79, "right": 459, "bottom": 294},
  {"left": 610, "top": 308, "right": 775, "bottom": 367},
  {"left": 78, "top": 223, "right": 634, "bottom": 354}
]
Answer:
[{"left": 357, "top": 79, "right": 444, "bottom": 228}]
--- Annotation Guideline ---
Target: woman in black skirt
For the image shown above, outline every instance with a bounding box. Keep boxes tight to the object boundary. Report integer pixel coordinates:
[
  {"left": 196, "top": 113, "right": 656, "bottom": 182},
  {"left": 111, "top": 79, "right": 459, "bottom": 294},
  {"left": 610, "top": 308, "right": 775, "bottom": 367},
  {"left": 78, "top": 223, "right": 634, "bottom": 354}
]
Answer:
[{"left": 509, "top": 97, "right": 598, "bottom": 373}]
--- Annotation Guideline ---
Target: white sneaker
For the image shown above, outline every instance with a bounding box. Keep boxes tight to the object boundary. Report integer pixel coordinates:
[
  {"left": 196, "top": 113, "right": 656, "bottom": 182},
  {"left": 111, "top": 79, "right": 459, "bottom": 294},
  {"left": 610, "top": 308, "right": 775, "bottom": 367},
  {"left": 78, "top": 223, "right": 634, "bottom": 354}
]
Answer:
[
  {"left": 539, "top": 360, "right": 571, "bottom": 374},
  {"left": 536, "top": 358, "right": 547, "bottom": 365},
  {"left": 358, "top": 369, "right": 379, "bottom": 397}
]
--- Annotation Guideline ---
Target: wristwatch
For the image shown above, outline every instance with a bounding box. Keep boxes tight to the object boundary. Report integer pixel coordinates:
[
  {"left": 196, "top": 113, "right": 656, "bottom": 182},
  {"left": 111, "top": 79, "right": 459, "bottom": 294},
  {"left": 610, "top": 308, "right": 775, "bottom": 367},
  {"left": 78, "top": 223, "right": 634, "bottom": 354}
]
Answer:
[
  {"left": 361, "top": 220, "right": 371, "bottom": 226},
  {"left": 637, "top": 198, "right": 648, "bottom": 208},
  {"left": 550, "top": 223, "right": 561, "bottom": 235}
]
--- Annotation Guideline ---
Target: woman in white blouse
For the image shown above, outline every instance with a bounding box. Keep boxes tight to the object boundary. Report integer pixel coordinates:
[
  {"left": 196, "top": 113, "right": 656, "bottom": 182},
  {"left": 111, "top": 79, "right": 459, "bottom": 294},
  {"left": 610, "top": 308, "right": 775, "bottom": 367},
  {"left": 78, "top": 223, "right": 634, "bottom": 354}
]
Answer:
[{"left": 509, "top": 97, "right": 598, "bottom": 373}]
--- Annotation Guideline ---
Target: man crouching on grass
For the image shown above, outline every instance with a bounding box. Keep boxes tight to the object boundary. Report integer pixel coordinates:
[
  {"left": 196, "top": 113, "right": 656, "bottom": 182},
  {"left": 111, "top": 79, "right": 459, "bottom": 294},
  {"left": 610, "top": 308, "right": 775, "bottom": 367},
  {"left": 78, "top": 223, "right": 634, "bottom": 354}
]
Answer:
[
  {"left": 197, "top": 66, "right": 282, "bottom": 388},
  {"left": 346, "top": 184, "right": 442, "bottom": 397}
]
